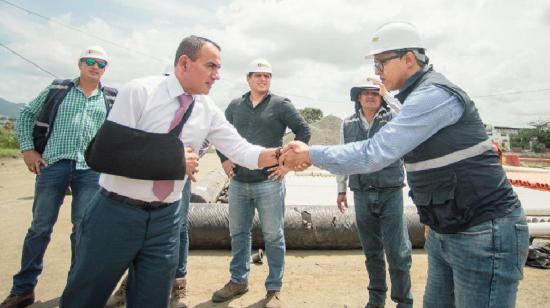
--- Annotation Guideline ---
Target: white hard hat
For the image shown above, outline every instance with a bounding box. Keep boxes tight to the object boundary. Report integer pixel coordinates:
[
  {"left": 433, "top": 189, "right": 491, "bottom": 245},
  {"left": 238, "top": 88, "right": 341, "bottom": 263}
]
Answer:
[
  {"left": 248, "top": 58, "right": 272, "bottom": 74},
  {"left": 350, "top": 80, "right": 380, "bottom": 102},
  {"left": 79, "top": 45, "right": 109, "bottom": 62},
  {"left": 367, "top": 21, "right": 425, "bottom": 57}
]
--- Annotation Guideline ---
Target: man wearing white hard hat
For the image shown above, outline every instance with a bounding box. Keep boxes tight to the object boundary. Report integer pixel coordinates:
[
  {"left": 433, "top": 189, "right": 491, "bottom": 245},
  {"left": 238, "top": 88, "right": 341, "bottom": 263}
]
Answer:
[
  {"left": 336, "top": 79, "right": 412, "bottom": 308},
  {"left": 282, "top": 21, "right": 528, "bottom": 308},
  {"left": 2, "top": 46, "right": 115, "bottom": 308},
  {"left": 212, "top": 58, "right": 310, "bottom": 308}
]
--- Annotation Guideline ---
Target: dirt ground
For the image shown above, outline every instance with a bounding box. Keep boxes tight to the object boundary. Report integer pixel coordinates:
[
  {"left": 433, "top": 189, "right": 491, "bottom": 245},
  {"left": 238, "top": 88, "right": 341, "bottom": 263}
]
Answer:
[{"left": 1, "top": 154, "right": 549, "bottom": 308}]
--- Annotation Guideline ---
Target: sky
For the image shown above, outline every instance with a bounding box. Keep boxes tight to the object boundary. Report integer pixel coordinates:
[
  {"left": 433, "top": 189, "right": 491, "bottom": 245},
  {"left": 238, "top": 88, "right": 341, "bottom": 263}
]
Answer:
[{"left": 1, "top": 0, "right": 549, "bottom": 127}]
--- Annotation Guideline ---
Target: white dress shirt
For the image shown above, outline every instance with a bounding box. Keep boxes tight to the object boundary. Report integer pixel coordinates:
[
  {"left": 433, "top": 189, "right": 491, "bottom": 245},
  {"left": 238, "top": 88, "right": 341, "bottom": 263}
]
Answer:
[{"left": 99, "top": 74, "right": 263, "bottom": 202}]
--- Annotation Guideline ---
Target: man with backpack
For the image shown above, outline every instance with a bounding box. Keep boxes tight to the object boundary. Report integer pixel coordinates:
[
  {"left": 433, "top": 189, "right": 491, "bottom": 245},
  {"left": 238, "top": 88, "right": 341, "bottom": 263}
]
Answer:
[{"left": 1, "top": 46, "right": 115, "bottom": 308}]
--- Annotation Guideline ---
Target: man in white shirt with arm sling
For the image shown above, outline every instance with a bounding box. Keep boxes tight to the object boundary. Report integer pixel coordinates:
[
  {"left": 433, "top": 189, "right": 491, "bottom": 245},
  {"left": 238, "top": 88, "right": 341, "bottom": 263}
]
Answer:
[{"left": 60, "top": 35, "right": 281, "bottom": 308}]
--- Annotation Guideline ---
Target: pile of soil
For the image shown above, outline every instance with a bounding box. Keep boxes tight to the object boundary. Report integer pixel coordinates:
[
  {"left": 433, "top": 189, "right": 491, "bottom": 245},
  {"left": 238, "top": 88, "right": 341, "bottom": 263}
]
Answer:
[{"left": 284, "top": 115, "right": 343, "bottom": 145}]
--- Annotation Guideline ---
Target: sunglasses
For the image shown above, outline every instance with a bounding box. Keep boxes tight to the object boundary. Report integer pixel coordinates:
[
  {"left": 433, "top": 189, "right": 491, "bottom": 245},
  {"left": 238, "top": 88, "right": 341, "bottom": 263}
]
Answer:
[{"left": 82, "top": 58, "right": 107, "bottom": 69}]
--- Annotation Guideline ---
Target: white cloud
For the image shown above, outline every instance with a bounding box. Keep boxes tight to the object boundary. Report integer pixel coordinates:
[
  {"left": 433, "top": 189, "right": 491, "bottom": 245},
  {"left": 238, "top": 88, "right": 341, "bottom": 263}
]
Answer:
[{"left": 1, "top": 0, "right": 549, "bottom": 127}]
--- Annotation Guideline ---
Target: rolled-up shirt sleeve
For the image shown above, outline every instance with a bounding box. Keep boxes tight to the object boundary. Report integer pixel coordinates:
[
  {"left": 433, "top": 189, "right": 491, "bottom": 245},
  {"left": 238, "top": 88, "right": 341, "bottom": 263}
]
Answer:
[
  {"left": 207, "top": 105, "right": 263, "bottom": 170},
  {"left": 16, "top": 86, "right": 52, "bottom": 151},
  {"left": 310, "top": 85, "right": 465, "bottom": 176}
]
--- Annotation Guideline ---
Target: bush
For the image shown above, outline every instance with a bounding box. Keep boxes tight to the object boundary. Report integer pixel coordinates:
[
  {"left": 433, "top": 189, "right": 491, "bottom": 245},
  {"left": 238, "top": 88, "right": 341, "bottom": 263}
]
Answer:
[
  {"left": 0, "top": 128, "right": 19, "bottom": 149},
  {"left": 0, "top": 148, "right": 20, "bottom": 158}
]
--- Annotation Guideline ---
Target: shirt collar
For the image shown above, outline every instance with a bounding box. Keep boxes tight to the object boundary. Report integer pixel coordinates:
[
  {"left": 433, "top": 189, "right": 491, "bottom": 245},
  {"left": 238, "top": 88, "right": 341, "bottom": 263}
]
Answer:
[
  {"left": 166, "top": 73, "right": 193, "bottom": 100},
  {"left": 243, "top": 91, "right": 272, "bottom": 106},
  {"left": 74, "top": 77, "right": 100, "bottom": 97},
  {"left": 359, "top": 106, "right": 386, "bottom": 123},
  {"left": 398, "top": 64, "right": 433, "bottom": 94}
]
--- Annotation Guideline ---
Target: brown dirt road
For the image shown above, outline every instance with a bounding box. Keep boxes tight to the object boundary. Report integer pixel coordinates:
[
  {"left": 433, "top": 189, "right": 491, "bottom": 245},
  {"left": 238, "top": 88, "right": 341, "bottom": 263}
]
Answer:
[{"left": 1, "top": 155, "right": 549, "bottom": 307}]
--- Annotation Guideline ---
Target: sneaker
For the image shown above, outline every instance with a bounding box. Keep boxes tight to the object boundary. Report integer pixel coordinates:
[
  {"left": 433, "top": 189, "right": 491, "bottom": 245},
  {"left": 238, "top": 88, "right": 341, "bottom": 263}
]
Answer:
[
  {"left": 264, "top": 290, "right": 282, "bottom": 308},
  {"left": 0, "top": 292, "right": 35, "bottom": 308},
  {"left": 211, "top": 281, "right": 248, "bottom": 303},
  {"left": 170, "top": 278, "right": 188, "bottom": 308},
  {"left": 105, "top": 278, "right": 127, "bottom": 308}
]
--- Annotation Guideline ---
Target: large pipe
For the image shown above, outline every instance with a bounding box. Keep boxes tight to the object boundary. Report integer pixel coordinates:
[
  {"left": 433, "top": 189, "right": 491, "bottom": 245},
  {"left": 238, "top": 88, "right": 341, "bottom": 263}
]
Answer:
[
  {"left": 188, "top": 203, "right": 426, "bottom": 249},
  {"left": 187, "top": 203, "right": 550, "bottom": 249},
  {"left": 188, "top": 171, "right": 550, "bottom": 249},
  {"left": 528, "top": 222, "right": 550, "bottom": 237},
  {"left": 190, "top": 170, "right": 227, "bottom": 203}
]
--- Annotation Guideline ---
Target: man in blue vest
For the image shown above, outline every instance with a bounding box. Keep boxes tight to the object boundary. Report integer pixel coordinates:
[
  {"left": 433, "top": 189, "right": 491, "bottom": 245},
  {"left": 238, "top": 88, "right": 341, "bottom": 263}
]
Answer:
[
  {"left": 2, "top": 46, "right": 112, "bottom": 308},
  {"left": 337, "top": 80, "right": 412, "bottom": 308},
  {"left": 282, "top": 21, "right": 529, "bottom": 308}
]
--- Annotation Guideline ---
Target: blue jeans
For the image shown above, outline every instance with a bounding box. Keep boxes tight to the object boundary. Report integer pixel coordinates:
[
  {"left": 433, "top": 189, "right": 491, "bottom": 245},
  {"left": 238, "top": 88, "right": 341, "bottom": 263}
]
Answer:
[
  {"left": 228, "top": 179, "right": 285, "bottom": 291},
  {"left": 175, "top": 180, "right": 192, "bottom": 278},
  {"left": 423, "top": 206, "right": 529, "bottom": 308},
  {"left": 11, "top": 160, "right": 99, "bottom": 295},
  {"left": 60, "top": 191, "right": 181, "bottom": 308},
  {"left": 354, "top": 188, "right": 413, "bottom": 308}
]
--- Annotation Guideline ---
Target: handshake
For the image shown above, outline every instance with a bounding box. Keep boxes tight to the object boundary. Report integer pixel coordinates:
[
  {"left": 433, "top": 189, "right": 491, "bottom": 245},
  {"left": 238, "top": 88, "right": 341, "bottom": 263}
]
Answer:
[
  {"left": 221, "top": 141, "right": 313, "bottom": 181},
  {"left": 265, "top": 141, "right": 312, "bottom": 180},
  {"left": 278, "top": 141, "right": 312, "bottom": 171}
]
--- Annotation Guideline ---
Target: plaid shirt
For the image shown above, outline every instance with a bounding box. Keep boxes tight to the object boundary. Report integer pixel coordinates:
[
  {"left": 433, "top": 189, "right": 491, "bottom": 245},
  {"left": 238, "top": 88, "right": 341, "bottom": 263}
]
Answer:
[{"left": 16, "top": 78, "right": 108, "bottom": 169}]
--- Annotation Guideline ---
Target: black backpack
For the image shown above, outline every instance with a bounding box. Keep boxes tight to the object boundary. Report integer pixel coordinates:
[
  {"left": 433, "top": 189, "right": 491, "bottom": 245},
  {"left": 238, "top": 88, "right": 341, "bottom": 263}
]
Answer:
[{"left": 32, "top": 79, "right": 118, "bottom": 154}]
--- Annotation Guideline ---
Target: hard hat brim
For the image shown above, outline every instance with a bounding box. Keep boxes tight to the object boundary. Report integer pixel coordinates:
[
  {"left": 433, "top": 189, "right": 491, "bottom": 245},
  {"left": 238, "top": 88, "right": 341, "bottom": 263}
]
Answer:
[{"left": 350, "top": 86, "right": 380, "bottom": 101}]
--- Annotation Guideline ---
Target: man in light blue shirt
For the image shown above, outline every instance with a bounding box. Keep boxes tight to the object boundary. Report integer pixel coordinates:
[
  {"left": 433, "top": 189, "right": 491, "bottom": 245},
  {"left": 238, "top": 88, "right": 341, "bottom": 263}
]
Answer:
[{"left": 282, "top": 21, "right": 528, "bottom": 308}]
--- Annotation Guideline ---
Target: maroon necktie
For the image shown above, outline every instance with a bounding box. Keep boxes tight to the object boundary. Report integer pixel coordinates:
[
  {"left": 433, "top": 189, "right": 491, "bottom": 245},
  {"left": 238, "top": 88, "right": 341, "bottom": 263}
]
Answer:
[{"left": 152, "top": 94, "right": 193, "bottom": 201}]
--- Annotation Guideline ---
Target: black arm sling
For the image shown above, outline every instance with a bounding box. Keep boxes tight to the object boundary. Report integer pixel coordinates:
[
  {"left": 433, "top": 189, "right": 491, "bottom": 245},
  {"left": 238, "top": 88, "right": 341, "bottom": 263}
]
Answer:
[{"left": 85, "top": 101, "right": 195, "bottom": 180}]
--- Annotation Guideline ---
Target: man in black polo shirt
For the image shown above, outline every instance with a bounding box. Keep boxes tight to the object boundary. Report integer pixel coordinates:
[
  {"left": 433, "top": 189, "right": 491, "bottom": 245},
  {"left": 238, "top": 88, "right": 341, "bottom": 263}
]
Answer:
[{"left": 212, "top": 58, "right": 310, "bottom": 308}]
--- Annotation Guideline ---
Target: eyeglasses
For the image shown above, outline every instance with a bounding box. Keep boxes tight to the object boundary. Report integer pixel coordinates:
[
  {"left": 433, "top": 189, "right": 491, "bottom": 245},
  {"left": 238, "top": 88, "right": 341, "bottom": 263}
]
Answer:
[
  {"left": 374, "top": 51, "right": 406, "bottom": 72},
  {"left": 81, "top": 58, "right": 107, "bottom": 69}
]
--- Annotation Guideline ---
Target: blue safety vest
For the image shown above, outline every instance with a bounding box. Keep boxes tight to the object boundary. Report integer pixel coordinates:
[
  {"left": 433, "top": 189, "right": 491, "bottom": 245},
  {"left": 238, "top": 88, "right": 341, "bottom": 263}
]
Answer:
[
  {"left": 342, "top": 106, "right": 404, "bottom": 191},
  {"left": 395, "top": 65, "right": 520, "bottom": 233}
]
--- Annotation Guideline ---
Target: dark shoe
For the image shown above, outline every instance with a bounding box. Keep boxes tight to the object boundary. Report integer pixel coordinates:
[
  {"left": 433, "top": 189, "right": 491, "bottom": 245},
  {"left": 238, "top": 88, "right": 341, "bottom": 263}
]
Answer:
[
  {"left": 0, "top": 292, "right": 35, "bottom": 308},
  {"left": 365, "top": 303, "right": 384, "bottom": 308},
  {"left": 264, "top": 290, "right": 282, "bottom": 308},
  {"left": 105, "top": 277, "right": 127, "bottom": 308},
  {"left": 211, "top": 281, "right": 248, "bottom": 303},
  {"left": 170, "top": 278, "right": 188, "bottom": 308}
]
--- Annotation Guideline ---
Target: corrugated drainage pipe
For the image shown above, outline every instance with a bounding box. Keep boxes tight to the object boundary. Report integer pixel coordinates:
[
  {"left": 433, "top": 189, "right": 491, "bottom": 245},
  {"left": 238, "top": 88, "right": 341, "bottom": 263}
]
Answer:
[{"left": 188, "top": 203, "right": 426, "bottom": 249}]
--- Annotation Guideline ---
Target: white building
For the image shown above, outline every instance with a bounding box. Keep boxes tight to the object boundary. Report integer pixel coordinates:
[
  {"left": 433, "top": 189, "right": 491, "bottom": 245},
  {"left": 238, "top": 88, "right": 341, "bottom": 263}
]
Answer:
[{"left": 484, "top": 125, "right": 521, "bottom": 151}]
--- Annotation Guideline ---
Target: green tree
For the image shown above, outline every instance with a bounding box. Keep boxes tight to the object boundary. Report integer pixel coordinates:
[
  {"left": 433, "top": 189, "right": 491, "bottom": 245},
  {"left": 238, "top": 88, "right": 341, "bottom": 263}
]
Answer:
[
  {"left": 299, "top": 107, "right": 323, "bottom": 124},
  {"left": 529, "top": 120, "right": 550, "bottom": 148},
  {"left": 510, "top": 121, "right": 550, "bottom": 152}
]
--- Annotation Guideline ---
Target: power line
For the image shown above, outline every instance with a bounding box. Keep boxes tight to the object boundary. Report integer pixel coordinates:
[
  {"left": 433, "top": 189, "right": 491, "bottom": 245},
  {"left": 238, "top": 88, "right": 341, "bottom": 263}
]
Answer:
[
  {"left": 2, "top": 0, "right": 549, "bottom": 105},
  {"left": 0, "top": 0, "right": 167, "bottom": 62},
  {"left": 0, "top": 42, "right": 58, "bottom": 78},
  {"left": 0, "top": 0, "right": 367, "bottom": 106}
]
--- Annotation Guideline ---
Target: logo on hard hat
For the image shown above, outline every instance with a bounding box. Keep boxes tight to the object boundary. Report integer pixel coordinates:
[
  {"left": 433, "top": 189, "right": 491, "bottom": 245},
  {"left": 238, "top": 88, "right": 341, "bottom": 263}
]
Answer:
[
  {"left": 258, "top": 63, "right": 270, "bottom": 68},
  {"left": 372, "top": 37, "right": 379, "bottom": 43},
  {"left": 86, "top": 49, "right": 106, "bottom": 58}
]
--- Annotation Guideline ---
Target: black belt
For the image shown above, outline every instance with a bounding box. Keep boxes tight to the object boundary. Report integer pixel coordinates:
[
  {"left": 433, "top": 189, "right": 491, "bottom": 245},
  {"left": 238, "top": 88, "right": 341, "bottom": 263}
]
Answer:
[{"left": 99, "top": 187, "right": 174, "bottom": 210}]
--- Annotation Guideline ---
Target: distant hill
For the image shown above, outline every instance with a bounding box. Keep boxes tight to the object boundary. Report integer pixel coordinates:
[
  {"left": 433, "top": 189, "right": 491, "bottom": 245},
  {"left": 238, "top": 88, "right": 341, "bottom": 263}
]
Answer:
[
  {"left": 284, "top": 114, "right": 342, "bottom": 145},
  {"left": 0, "top": 98, "right": 24, "bottom": 119}
]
